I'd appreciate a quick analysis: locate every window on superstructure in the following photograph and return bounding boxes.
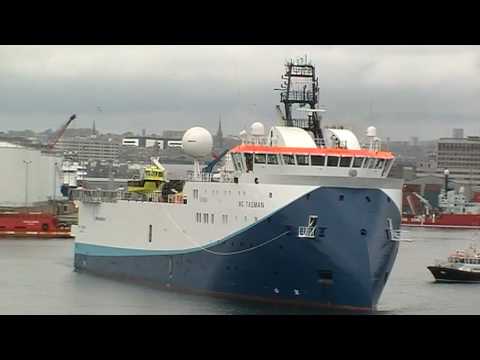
[196,212,201,223]
[375,159,385,170]
[339,157,352,167]
[367,158,376,169]
[296,155,309,166]
[283,154,295,165]
[311,155,325,166]
[203,213,209,224]
[267,154,279,165]
[254,153,266,164]
[382,159,391,176]
[193,189,199,200]
[352,157,365,168]
[326,156,339,167]
[245,153,253,171]
[232,153,243,171]
[211,214,214,224]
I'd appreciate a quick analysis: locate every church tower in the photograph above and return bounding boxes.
[215,115,224,149]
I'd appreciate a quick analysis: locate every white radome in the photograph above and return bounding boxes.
[367,126,377,137]
[182,127,213,158]
[250,122,265,136]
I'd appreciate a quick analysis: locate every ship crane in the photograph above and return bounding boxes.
[45,114,77,151]
[412,192,433,216]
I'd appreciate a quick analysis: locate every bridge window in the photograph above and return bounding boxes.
[352,157,365,168]
[375,159,385,170]
[283,154,295,165]
[363,158,373,168]
[339,157,352,167]
[296,155,309,166]
[254,153,266,164]
[382,159,391,176]
[267,154,279,165]
[311,155,325,166]
[245,153,253,171]
[232,153,244,172]
[367,158,376,169]
[326,156,339,167]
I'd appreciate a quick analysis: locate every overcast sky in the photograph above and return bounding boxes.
[1,45,480,141]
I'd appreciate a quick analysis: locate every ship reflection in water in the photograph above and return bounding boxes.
[1,227,480,314]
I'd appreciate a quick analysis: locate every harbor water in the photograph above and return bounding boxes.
[1,227,479,314]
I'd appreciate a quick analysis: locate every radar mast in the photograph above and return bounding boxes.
[279,56,323,144]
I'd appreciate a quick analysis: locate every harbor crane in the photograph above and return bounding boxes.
[45,114,76,151]
[412,192,433,216]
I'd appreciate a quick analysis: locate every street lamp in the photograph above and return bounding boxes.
[23,160,32,207]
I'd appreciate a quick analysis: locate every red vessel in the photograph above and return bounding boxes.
[0,212,73,238]
[402,170,480,229]
[402,213,480,229]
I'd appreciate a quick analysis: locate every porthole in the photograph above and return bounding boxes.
[360,229,368,236]
[365,196,371,202]
[339,194,344,201]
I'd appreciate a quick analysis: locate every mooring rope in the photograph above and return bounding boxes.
[161,206,290,256]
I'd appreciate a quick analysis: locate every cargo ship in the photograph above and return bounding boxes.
[402,170,480,229]
[71,57,403,311]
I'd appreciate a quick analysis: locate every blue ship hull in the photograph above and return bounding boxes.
[74,187,400,311]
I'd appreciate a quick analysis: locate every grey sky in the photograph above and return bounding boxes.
[1,45,480,140]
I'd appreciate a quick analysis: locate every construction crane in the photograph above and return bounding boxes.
[45,114,76,151]
[412,192,433,216]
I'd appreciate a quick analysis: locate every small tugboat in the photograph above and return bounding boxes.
[428,245,480,282]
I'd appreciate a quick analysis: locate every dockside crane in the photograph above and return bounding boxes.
[412,192,433,216]
[45,114,77,151]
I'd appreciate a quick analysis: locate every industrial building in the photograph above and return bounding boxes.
[0,142,63,207]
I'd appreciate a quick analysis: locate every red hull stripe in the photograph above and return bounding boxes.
[230,144,394,159]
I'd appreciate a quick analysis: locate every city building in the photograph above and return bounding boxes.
[55,136,121,162]
[416,135,480,187]
[453,128,464,139]
[162,130,186,139]
[121,136,182,149]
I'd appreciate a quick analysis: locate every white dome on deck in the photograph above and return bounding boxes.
[268,126,316,148]
[182,127,213,158]
[250,122,265,136]
[323,128,361,150]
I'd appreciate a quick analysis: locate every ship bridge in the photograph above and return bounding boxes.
[226,125,394,181]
